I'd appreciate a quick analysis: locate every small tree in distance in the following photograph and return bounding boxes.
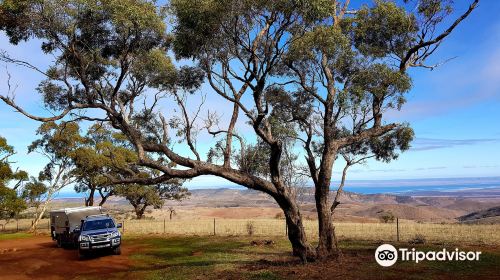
[70,124,138,206]
[167,206,176,220]
[115,179,190,219]
[379,212,396,223]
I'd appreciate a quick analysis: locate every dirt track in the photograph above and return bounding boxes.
[0,235,137,280]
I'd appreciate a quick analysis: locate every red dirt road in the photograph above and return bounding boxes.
[0,235,136,280]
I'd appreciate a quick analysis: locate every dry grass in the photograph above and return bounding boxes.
[3,218,499,245]
[120,218,500,245]
[0,219,51,232]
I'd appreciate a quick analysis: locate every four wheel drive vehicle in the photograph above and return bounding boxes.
[49,207,122,260]
[77,214,122,259]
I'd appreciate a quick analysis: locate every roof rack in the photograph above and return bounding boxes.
[85,214,110,218]
[50,206,101,214]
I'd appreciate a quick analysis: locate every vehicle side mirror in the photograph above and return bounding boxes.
[117,223,122,229]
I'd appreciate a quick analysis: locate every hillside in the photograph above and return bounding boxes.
[75,187,500,223]
[458,206,500,224]
[135,189,500,222]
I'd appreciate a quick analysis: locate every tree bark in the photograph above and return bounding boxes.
[86,188,95,206]
[98,189,112,206]
[29,200,49,233]
[273,193,315,262]
[315,149,340,259]
[29,189,56,233]
[133,204,147,219]
[316,196,338,259]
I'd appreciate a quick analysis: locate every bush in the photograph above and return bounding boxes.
[379,212,395,223]
[409,234,426,245]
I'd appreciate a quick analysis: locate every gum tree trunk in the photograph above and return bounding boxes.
[29,189,56,233]
[315,149,339,259]
[29,200,49,232]
[133,204,147,219]
[316,195,338,259]
[86,188,95,206]
[273,193,315,262]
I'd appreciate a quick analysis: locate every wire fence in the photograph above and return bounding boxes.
[2,218,499,245]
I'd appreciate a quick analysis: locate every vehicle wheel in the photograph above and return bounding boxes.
[56,236,62,248]
[112,246,121,255]
[78,249,86,260]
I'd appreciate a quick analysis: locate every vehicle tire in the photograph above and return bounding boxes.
[78,249,86,260]
[112,246,121,255]
[56,235,62,248]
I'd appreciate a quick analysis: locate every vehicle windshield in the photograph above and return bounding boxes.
[82,219,115,231]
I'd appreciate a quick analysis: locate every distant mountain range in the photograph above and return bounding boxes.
[53,177,500,223]
[55,176,500,198]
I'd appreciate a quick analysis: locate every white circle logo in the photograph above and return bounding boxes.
[375,244,398,267]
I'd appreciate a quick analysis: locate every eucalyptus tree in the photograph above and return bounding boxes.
[171,0,478,260]
[72,124,138,206]
[0,136,28,220]
[27,122,80,230]
[22,178,47,231]
[0,0,478,261]
[115,178,189,219]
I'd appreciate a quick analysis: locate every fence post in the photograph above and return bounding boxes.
[163,218,166,234]
[396,218,400,242]
[213,218,216,236]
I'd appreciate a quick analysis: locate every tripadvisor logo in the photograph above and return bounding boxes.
[375,244,398,267]
[375,244,482,267]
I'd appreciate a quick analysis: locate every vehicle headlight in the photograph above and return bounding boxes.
[110,231,120,238]
[79,235,90,242]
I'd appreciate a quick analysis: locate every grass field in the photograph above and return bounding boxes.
[3,218,500,245]
[1,232,498,279]
[77,235,500,280]
[0,232,31,241]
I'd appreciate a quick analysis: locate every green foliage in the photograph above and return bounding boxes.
[354,1,418,58]
[0,186,26,220]
[28,121,189,210]
[115,179,190,219]
[171,0,343,58]
[0,232,32,241]
[0,0,174,110]
[130,49,176,89]
[22,178,47,206]
[71,123,138,202]
[29,121,138,206]
[171,0,227,58]
[379,211,395,223]
[0,136,28,219]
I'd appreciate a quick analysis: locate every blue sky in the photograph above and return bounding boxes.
[0,0,499,190]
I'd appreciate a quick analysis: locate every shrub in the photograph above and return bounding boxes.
[379,212,395,223]
[409,234,426,245]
